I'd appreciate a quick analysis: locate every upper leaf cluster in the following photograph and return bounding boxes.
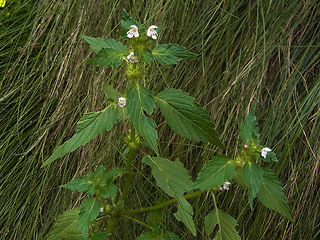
[82,9,196,68]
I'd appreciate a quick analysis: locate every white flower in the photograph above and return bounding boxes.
[223,182,231,190]
[100,207,103,213]
[261,147,272,158]
[127,25,139,38]
[118,97,126,107]
[147,25,158,39]
[127,52,138,63]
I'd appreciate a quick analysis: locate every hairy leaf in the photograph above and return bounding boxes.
[82,36,124,54]
[243,162,263,209]
[121,9,143,31]
[155,88,225,149]
[257,169,292,221]
[240,106,260,144]
[42,105,119,167]
[127,83,158,154]
[152,44,196,65]
[137,231,180,240]
[90,232,111,240]
[79,198,101,239]
[265,151,278,162]
[142,157,196,236]
[61,166,123,200]
[60,175,92,193]
[103,84,121,102]
[174,195,196,236]
[192,155,234,191]
[136,48,153,64]
[46,208,84,240]
[205,208,240,239]
[146,209,163,228]
[87,45,128,68]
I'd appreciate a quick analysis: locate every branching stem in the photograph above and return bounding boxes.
[122,190,206,215]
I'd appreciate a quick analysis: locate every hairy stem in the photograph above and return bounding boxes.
[119,124,136,202]
[122,190,206,215]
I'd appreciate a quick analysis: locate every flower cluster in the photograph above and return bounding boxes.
[127,25,158,39]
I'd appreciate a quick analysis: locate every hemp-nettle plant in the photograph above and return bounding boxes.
[43,10,292,240]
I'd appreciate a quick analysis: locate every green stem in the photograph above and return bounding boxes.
[119,124,136,203]
[122,190,206,215]
[123,215,154,229]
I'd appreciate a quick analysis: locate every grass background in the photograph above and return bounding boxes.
[0,0,319,239]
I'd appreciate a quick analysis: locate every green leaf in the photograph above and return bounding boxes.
[82,36,124,54]
[90,232,111,240]
[98,183,117,201]
[121,9,143,30]
[146,209,163,228]
[204,208,240,240]
[257,169,292,221]
[46,208,84,240]
[103,167,125,181]
[243,162,263,209]
[136,48,153,64]
[60,175,92,193]
[127,83,158,154]
[155,89,225,149]
[264,151,278,162]
[232,167,247,189]
[240,106,260,145]
[60,166,123,196]
[42,105,119,167]
[103,83,121,102]
[79,198,101,239]
[174,196,196,237]
[152,44,196,65]
[87,44,128,68]
[137,231,181,240]
[142,157,196,236]
[192,155,235,191]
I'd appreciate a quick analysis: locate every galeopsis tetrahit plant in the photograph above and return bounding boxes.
[43,10,291,240]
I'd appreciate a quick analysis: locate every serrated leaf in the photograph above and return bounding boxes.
[127,83,158,154]
[155,89,225,149]
[205,208,240,240]
[136,48,153,64]
[103,167,125,181]
[232,167,247,189]
[146,209,163,228]
[82,36,124,54]
[240,106,260,144]
[152,44,196,65]
[257,169,292,221]
[265,151,278,162]
[174,196,196,236]
[90,232,111,240]
[142,157,196,236]
[60,175,92,193]
[103,84,121,102]
[98,183,117,201]
[42,105,119,167]
[243,162,263,209]
[46,208,84,240]
[137,231,181,240]
[87,45,128,68]
[121,9,143,30]
[79,198,101,239]
[192,155,235,191]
